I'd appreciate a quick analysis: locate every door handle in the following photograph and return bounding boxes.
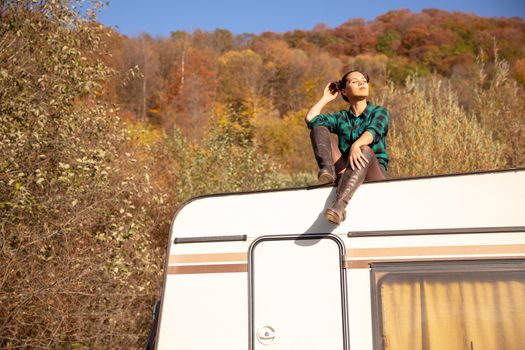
[257,326,276,345]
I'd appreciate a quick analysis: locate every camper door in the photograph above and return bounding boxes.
[248,234,349,350]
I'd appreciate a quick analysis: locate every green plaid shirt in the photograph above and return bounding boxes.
[307,102,390,171]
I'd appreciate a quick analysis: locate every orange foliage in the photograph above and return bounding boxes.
[100,8,525,157]
[512,59,525,86]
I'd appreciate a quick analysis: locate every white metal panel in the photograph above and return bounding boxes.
[250,236,347,350]
[346,232,525,249]
[167,240,252,255]
[347,269,374,350]
[170,170,525,240]
[156,273,247,350]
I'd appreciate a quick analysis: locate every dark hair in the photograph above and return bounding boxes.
[329,70,370,102]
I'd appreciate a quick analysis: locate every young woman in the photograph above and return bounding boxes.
[305,70,390,225]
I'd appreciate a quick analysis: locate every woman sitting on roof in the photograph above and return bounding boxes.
[305,70,390,225]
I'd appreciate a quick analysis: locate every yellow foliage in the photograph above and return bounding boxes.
[127,121,164,146]
[254,108,316,174]
[217,49,265,105]
[218,49,262,65]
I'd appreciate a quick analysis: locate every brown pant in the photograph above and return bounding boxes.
[329,133,386,181]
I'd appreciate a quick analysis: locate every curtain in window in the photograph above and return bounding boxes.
[379,272,525,350]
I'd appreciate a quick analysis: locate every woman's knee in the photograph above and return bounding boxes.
[359,145,374,157]
[311,125,330,135]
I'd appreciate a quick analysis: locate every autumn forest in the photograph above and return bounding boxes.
[1,0,525,348]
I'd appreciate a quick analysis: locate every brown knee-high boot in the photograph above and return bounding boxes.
[324,146,375,225]
[310,126,336,184]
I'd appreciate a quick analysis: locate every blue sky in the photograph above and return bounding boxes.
[97,0,525,37]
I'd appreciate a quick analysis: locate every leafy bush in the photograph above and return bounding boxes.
[376,75,505,177]
[1,1,164,348]
[169,119,305,204]
[471,53,525,168]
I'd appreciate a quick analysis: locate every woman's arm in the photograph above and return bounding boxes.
[349,108,389,170]
[305,83,338,123]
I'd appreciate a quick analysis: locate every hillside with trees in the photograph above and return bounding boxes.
[106,8,525,174]
[1,0,524,348]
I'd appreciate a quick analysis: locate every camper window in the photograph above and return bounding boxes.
[371,260,525,350]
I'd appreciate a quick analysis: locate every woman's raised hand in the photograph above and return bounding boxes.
[322,82,338,102]
[305,82,339,122]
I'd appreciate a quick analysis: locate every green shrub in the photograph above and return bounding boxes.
[376,75,505,177]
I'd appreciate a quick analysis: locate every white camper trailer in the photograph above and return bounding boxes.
[151,169,525,350]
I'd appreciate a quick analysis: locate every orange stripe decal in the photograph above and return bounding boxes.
[167,264,247,275]
[169,253,247,264]
[166,244,525,274]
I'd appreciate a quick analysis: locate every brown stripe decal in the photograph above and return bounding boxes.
[167,244,525,274]
[167,264,247,275]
